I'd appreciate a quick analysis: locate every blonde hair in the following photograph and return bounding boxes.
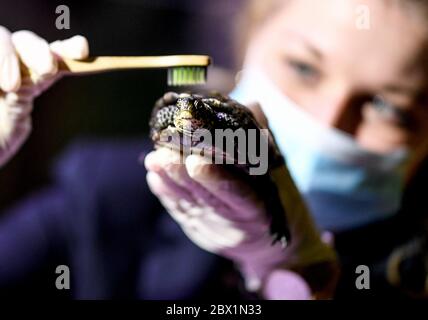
[233,0,428,68]
[233,0,285,68]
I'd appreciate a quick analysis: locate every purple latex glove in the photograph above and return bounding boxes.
[145,147,338,299]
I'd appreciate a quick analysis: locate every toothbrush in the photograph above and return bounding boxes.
[23,55,212,86]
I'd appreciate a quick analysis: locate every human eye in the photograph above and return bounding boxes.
[370,95,411,126]
[285,57,320,84]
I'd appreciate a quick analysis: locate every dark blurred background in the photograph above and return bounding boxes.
[0,0,245,213]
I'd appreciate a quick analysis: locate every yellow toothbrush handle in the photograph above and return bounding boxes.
[58,55,211,74]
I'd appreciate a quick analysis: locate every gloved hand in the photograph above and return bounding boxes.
[144,111,339,299]
[0,26,89,167]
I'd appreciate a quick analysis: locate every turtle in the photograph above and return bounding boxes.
[149,91,291,247]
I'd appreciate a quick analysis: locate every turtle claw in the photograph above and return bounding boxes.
[269,217,291,249]
[270,232,289,249]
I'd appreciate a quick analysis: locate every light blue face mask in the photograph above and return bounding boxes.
[229,68,410,231]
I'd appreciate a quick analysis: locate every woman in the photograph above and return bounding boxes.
[0,0,427,299]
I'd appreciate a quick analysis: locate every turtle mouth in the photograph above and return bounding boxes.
[174,111,205,136]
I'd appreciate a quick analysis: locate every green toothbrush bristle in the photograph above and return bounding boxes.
[167,67,207,86]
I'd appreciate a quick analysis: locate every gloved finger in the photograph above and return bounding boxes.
[181,221,247,253]
[145,148,189,182]
[0,104,31,150]
[11,30,57,78]
[14,75,58,101]
[145,149,216,206]
[181,227,223,253]
[263,269,312,300]
[147,170,240,250]
[146,148,258,222]
[177,199,256,251]
[147,158,254,249]
[145,149,203,199]
[50,35,89,60]
[185,154,264,220]
[146,170,197,225]
[0,26,21,92]
[146,170,194,204]
[144,148,182,172]
[155,168,266,241]
[186,213,248,249]
[3,92,33,120]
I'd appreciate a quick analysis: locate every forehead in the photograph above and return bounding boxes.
[266,0,428,85]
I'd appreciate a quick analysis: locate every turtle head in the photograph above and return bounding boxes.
[174,94,214,135]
